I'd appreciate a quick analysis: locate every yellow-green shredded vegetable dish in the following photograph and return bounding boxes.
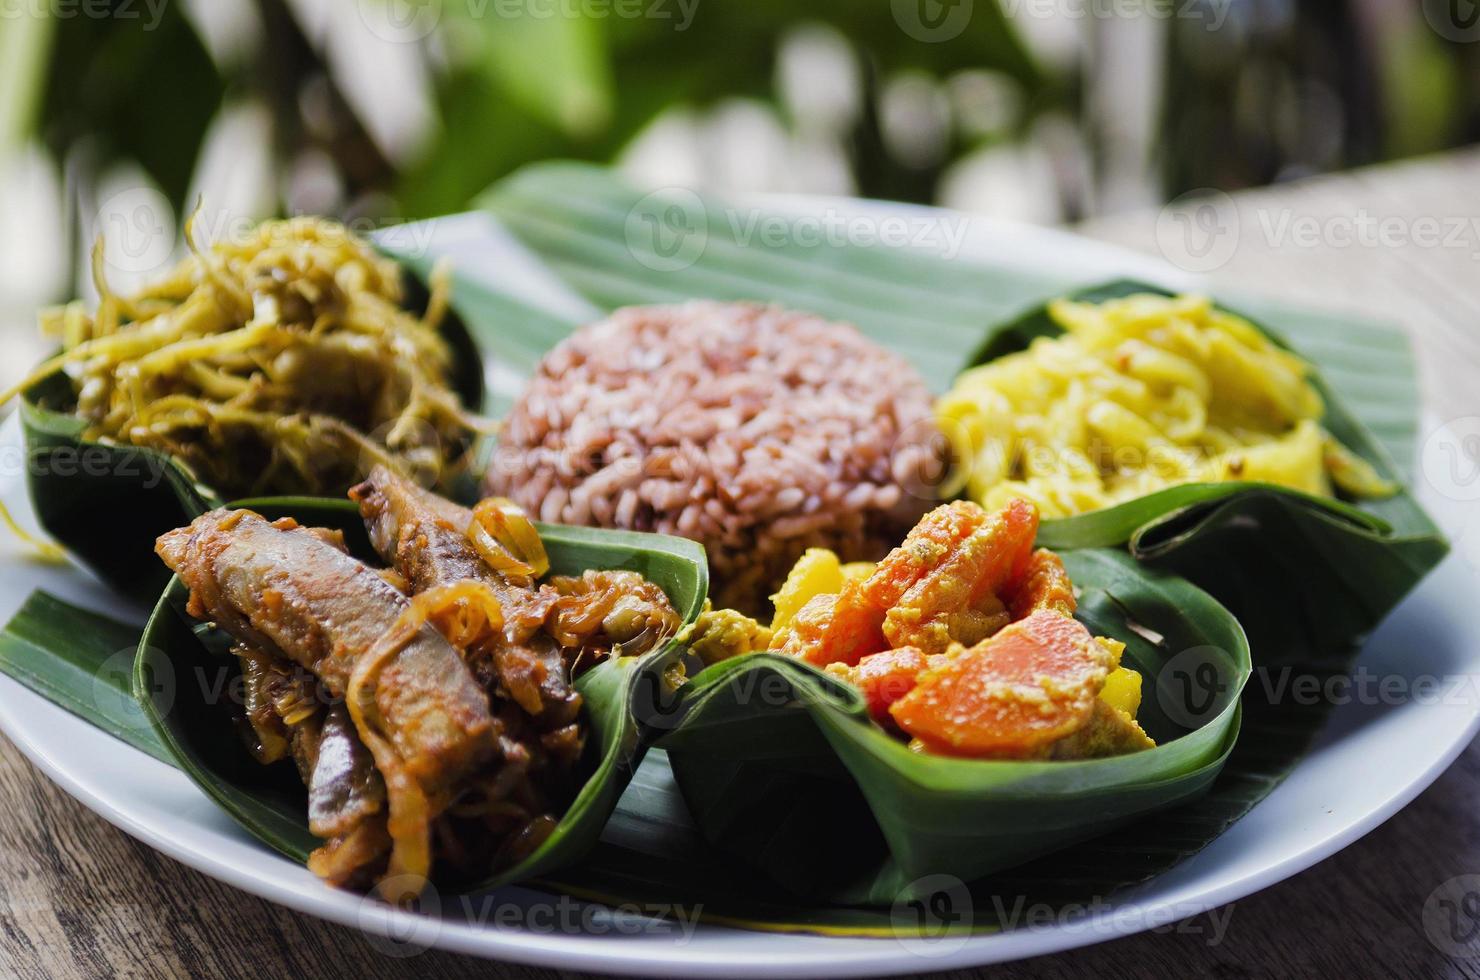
[6,216,477,499]
[937,292,1395,516]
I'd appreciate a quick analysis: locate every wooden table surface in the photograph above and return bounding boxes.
[3,150,1479,980]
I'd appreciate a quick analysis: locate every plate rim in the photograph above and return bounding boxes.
[0,196,1475,975]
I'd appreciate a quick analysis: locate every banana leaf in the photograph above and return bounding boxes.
[131,496,707,893]
[3,165,1446,930]
[0,575,1350,935]
[464,164,1428,482]
[660,548,1250,906]
[452,169,1446,662]
[16,271,486,606]
[449,166,1447,663]
[366,165,1442,916]
[963,279,1449,666]
[470,162,1069,394]
[0,590,168,763]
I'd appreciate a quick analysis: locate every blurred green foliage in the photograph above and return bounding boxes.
[1,0,1048,224]
[39,8,223,205]
[2,0,1477,237]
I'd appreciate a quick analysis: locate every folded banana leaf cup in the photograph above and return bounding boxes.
[7,180,1447,921]
[18,270,485,606]
[966,279,1449,667]
[134,497,707,895]
[660,548,1250,907]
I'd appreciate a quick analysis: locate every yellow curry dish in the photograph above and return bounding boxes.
[685,498,1153,761]
[936,292,1395,518]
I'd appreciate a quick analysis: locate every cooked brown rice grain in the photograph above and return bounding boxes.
[486,301,947,614]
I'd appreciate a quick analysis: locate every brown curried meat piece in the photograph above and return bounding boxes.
[155,509,497,794]
[350,465,580,726]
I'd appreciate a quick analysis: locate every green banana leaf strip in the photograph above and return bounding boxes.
[0,590,168,763]
[131,496,707,893]
[660,548,1250,907]
[960,279,1448,665]
[16,274,485,607]
[469,161,1075,394]
[0,577,1345,935]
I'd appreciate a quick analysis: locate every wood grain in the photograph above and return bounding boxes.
[3,727,1478,979]
[3,152,1479,979]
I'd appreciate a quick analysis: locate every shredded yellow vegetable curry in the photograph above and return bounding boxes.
[4,215,476,499]
[937,293,1395,517]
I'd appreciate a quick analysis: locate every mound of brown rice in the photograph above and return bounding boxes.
[486,301,945,613]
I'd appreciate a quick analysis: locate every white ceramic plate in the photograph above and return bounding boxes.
[1,202,1476,976]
